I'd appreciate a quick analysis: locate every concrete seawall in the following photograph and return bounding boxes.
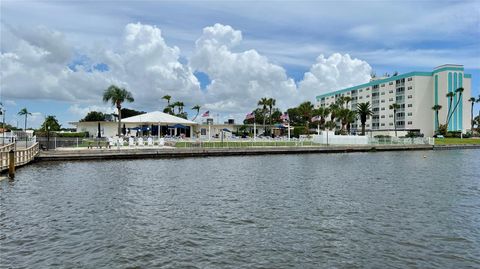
[36,144,435,162]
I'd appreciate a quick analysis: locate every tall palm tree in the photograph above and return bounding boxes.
[298,101,314,134]
[343,96,352,108]
[329,103,340,123]
[103,85,134,136]
[356,102,372,136]
[162,95,171,107]
[389,103,400,137]
[445,92,454,127]
[191,105,201,120]
[469,97,476,132]
[18,108,32,146]
[337,108,350,133]
[346,110,357,134]
[258,97,269,135]
[447,87,464,128]
[313,107,330,130]
[267,98,276,134]
[431,105,442,133]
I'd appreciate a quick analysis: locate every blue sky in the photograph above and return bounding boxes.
[1,0,479,128]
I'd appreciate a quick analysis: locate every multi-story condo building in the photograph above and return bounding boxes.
[315,64,472,136]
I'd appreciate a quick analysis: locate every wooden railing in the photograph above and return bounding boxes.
[0,143,39,172]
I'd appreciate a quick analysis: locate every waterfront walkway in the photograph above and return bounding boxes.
[37,144,435,161]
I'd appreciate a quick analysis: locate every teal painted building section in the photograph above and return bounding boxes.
[315,65,472,135]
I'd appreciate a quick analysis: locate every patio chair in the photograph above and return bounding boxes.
[108,137,116,148]
[138,137,144,146]
[147,137,153,146]
[118,137,124,147]
[159,138,165,147]
[128,137,135,147]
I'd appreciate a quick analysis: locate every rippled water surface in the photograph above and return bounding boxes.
[1,150,479,268]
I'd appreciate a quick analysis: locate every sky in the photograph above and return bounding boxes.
[1,0,479,128]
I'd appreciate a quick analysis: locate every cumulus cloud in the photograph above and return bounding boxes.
[190,23,297,117]
[68,104,115,119]
[1,23,201,109]
[1,22,373,123]
[298,53,372,97]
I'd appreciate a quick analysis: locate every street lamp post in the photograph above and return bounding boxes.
[1,106,5,146]
[47,126,50,151]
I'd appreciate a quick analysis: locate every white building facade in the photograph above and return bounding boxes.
[316,64,472,136]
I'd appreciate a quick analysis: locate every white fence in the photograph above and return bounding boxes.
[311,132,433,145]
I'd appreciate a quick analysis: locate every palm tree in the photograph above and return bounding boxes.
[445,92,454,127]
[356,102,372,136]
[313,107,330,130]
[346,110,357,134]
[258,97,269,135]
[298,101,314,134]
[431,105,442,133]
[191,105,201,121]
[389,103,400,137]
[162,95,171,107]
[103,85,134,136]
[447,87,464,128]
[329,103,340,124]
[171,101,184,114]
[267,98,276,134]
[18,108,32,146]
[469,97,476,132]
[337,108,350,133]
[343,96,352,108]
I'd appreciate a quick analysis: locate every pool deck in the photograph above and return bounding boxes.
[35,144,439,161]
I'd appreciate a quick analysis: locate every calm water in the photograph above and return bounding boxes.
[1,150,479,268]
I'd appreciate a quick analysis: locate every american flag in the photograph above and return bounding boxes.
[280,112,289,121]
[311,116,320,122]
[245,112,255,120]
[202,111,210,117]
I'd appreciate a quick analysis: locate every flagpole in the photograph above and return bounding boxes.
[208,121,211,142]
[253,115,256,141]
[287,119,290,141]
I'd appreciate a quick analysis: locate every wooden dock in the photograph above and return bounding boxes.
[0,143,40,173]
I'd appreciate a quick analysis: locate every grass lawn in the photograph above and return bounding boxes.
[434,138,480,145]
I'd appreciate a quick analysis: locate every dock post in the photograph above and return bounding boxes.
[8,149,15,179]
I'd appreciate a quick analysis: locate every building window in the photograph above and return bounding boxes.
[359,96,363,99]
[381,84,385,87]
[389,98,394,101]
[389,123,393,126]
[381,115,385,118]
[381,100,385,103]
[408,121,412,125]
[381,107,385,111]
[389,90,394,93]
[201,128,207,135]
[366,95,370,98]
[381,123,385,126]
[366,124,370,127]
[389,82,393,85]
[359,89,363,92]
[407,95,413,99]
[407,104,413,107]
[381,92,385,95]
[408,86,413,90]
[408,112,413,116]
[389,114,393,118]
[407,77,413,81]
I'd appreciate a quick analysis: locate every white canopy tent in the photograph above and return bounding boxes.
[122,111,197,137]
